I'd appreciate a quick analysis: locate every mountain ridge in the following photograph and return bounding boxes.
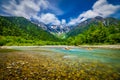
[31,16,120,39]
[0,15,120,45]
[0,16,60,41]
[31,19,71,34]
[66,16,120,38]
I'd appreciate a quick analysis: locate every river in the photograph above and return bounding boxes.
[0,46,120,80]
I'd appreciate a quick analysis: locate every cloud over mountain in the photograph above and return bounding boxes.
[1,0,49,19]
[68,0,120,25]
[0,0,64,25]
[33,13,61,25]
[0,0,120,26]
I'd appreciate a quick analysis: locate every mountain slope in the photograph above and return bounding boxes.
[66,16,120,38]
[0,16,59,41]
[31,18,71,34]
[67,21,120,45]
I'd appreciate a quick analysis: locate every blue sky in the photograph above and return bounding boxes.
[0,0,120,25]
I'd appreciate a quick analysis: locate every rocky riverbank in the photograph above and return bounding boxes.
[1,45,120,49]
[78,45,120,49]
[0,47,120,80]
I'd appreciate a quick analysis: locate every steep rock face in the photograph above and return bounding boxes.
[66,16,120,38]
[31,19,71,34]
[47,25,71,34]
[30,19,48,31]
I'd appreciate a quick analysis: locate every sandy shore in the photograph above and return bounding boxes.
[0,45,120,49]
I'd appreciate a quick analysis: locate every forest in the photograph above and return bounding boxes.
[0,16,120,46]
[67,22,120,45]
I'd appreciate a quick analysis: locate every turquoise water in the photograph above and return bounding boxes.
[11,46,120,63]
[2,46,120,79]
[50,47,120,63]
[10,46,120,65]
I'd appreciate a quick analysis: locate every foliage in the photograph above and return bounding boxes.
[0,16,120,46]
[0,16,60,41]
[67,22,120,45]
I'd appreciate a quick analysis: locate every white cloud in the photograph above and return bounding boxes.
[48,4,64,16]
[61,19,66,24]
[34,13,61,25]
[1,0,119,26]
[1,0,49,19]
[68,10,99,25]
[68,0,120,26]
[93,0,120,17]
[33,13,67,25]
[1,0,65,25]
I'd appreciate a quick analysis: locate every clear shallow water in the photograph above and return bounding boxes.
[50,47,120,63]
[10,46,120,63]
[1,46,120,79]
[9,46,120,66]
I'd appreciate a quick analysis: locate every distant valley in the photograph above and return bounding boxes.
[0,16,120,45]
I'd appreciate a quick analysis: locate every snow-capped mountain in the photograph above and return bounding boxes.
[31,16,120,36]
[31,20,71,34]
[47,24,71,34]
